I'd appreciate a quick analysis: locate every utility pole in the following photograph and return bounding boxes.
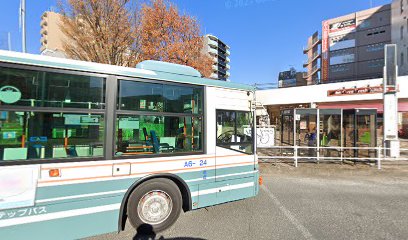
[21,0,26,53]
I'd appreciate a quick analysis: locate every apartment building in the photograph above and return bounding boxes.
[203,34,230,81]
[391,0,408,76]
[40,11,67,57]
[303,31,321,85]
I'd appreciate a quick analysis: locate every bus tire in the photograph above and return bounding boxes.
[127,178,182,233]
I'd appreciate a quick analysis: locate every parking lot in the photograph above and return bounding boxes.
[88,163,408,240]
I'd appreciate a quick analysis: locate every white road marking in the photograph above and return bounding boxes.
[261,185,315,240]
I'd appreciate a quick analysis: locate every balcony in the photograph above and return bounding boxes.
[303,52,321,67]
[40,27,48,35]
[226,64,230,70]
[40,36,47,44]
[218,51,227,60]
[303,36,321,53]
[40,18,47,27]
[226,49,230,55]
[302,66,320,79]
[218,68,227,75]
[212,56,218,63]
[226,57,230,63]
[218,44,226,52]
[208,38,218,48]
[212,65,218,71]
[207,34,218,41]
[218,60,226,67]
[208,47,218,55]
[210,73,218,79]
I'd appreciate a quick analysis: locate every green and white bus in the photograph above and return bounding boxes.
[0,50,259,240]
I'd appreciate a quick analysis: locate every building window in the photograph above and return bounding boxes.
[366,28,386,36]
[366,43,385,52]
[401,26,405,40]
[330,64,350,73]
[368,59,384,68]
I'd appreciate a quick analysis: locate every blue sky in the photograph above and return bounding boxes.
[0,0,391,84]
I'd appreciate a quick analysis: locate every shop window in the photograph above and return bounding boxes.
[0,67,105,109]
[0,111,104,161]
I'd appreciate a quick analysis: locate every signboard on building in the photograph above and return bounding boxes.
[278,69,298,88]
[327,85,398,97]
[329,19,356,36]
[322,21,330,82]
[279,79,297,88]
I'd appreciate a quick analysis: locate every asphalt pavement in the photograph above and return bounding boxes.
[87,163,408,240]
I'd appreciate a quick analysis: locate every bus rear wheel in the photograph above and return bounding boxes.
[127,178,182,233]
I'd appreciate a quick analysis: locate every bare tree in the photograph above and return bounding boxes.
[58,0,141,67]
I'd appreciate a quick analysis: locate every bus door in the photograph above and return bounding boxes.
[215,110,255,182]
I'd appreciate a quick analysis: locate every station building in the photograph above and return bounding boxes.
[256,75,408,147]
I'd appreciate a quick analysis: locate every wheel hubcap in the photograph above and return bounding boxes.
[137,190,173,225]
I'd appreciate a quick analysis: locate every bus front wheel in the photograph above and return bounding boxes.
[127,178,182,233]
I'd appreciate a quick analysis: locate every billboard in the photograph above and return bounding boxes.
[278,70,296,81]
[329,19,356,36]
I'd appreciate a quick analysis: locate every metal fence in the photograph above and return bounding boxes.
[257,145,408,170]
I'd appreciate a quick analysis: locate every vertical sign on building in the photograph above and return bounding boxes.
[383,44,399,157]
[322,21,330,82]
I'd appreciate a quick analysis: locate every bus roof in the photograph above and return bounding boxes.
[0,50,254,91]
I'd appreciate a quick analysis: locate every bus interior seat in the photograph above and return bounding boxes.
[76,146,91,157]
[3,148,28,161]
[53,147,68,158]
[92,147,103,156]
[150,130,160,153]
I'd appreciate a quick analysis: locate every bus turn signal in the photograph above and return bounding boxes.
[49,169,61,177]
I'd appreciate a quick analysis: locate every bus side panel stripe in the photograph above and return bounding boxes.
[0,203,121,228]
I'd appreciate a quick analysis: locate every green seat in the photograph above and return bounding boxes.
[93,147,104,157]
[76,146,90,157]
[53,147,67,158]
[3,148,28,161]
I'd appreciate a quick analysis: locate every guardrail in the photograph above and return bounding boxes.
[257,145,408,170]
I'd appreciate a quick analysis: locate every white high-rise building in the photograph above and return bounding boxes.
[203,34,230,81]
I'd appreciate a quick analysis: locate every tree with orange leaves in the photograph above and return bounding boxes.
[139,0,212,77]
[58,0,212,77]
